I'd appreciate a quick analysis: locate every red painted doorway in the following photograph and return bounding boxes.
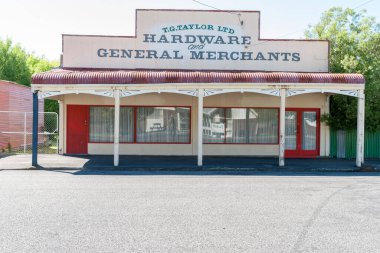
[285,108,320,158]
[67,105,89,154]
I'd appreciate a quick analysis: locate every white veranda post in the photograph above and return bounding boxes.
[356,89,365,167]
[198,89,204,166]
[279,88,286,166]
[114,89,120,166]
[58,100,64,154]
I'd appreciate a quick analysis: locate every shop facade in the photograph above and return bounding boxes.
[31,9,365,167]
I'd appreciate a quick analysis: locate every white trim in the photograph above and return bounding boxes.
[328,90,359,97]
[198,89,204,166]
[204,88,280,97]
[325,95,330,157]
[287,89,322,97]
[58,100,64,155]
[33,87,363,102]
[356,89,365,167]
[32,83,364,93]
[279,89,286,167]
[114,90,120,166]
[38,90,114,99]
[120,89,197,97]
[287,89,359,97]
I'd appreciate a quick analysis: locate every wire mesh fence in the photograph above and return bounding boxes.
[0,111,58,154]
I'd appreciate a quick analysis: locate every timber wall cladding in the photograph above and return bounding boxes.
[0,80,44,150]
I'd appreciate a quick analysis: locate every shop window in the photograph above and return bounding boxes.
[89,107,134,143]
[203,108,225,143]
[137,107,190,143]
[204,108,278,144]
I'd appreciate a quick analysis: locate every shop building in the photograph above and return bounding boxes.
[31,10,365,167]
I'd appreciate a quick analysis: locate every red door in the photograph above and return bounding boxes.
[67,105,89,154]
[285,108,320,158]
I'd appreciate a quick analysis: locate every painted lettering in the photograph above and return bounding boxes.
[97,48,108,57]
[160,50,172,59]
[135,50,145,58]
[217,52,229,60]
[230,52,239,60]
[109,49,119,58]
[188,44,205,50]
[206,51,217,60]
[255,52,266,61]
[190,51,205,59]
[173,50,184,59]
[96,48,301,63]
[185,35,196,43]
[240,52,253,60]
[268,52,280,61]
[197,35,215,44]
[241,36,251,45]
[292,53,301,61]
[143,34,156,43]
[121,50,132,58]
[157,35,169,43]
[214,36,226,44]
[171,35,183,43]
[146,50,158,59]
[281,52,291,61]
[228,36,240,45]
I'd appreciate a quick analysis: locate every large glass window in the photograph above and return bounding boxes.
[137,107,190,143]
[89,107,133,143]
[204,108,278,144]
[203,108,225,143]
[90,107,114,142]
[120,107,134,142]
[90,106,190,143]
[302,111,317,150]
[248,108,279,144]
[285,111,297,150]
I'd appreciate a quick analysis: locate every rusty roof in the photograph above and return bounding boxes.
[32,69,365,85]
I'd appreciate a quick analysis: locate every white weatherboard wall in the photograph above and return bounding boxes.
[62,10,328,72]
[61,92,329,156]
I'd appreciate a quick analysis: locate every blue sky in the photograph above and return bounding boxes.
[0,0,378,60]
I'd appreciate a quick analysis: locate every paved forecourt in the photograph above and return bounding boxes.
[0,170,380,253]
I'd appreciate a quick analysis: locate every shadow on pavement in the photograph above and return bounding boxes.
[33,155,380,176]
[43,169,380,177]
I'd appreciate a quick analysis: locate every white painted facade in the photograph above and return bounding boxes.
[53,92,330,156]
[62,10,328,72]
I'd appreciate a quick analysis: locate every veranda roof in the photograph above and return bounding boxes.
[32,68,365,85]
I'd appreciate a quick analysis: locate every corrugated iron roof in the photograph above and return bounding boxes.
[32,69,365,85]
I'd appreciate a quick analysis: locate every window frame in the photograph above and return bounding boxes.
[203,106,280,145]
[88,105,192,144]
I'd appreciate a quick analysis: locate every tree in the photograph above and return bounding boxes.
[0,38,59,113]
[27,55,60,113]
[0,38,31,85]
[305,7,380,131]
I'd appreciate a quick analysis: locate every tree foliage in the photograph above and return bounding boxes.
[0,38,31,85]
[305,7,380,131]
[0,38,59,113]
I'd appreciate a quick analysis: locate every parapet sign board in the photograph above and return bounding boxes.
[62,10,329,72]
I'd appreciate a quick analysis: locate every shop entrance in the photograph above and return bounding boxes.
[67,105,89,154]
[285,108,320,157]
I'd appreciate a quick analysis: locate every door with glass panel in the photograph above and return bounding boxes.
[285,109,319,157]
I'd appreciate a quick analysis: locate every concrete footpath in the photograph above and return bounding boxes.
[0,154,379,172]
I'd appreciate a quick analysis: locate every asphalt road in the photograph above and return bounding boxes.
[0,170,379,253]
